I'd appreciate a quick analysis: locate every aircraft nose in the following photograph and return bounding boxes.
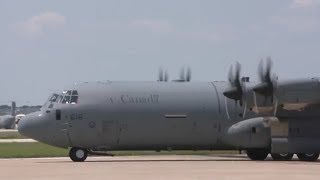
[18,111,43,138]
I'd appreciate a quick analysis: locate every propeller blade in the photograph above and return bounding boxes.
[265,57,273,82]
[253,57,276,101]
[228,65,234,84]
[186,67,191,82]
[179,67,185,81]
[158,68,164,81]
[224,62,244,102]
[164,70,169,82]
[258,59,264,82]
[235,61,241,84]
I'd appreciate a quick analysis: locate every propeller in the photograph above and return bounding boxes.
[158,68,164,82]
[174,67,192,82]
[253,57,277,103]
[164,70,169,82]
[158,68,169,82]
[223,62,245,105]
[179,67,185,81]
[186,67,191,82]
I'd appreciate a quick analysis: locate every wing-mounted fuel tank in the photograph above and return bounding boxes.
[221,117,271,149]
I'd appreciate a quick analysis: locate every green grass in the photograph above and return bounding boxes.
[0,142,238,158]
[0,142,68,158]
[0,131,27,139]
[0,134,27,139]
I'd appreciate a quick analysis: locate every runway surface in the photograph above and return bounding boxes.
[1,155,320,180]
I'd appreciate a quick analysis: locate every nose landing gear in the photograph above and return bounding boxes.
[69,147,88,162]
[246,149,269,160]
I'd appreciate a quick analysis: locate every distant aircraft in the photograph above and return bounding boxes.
[0,102,16,129]
[15,114,26,124]
[18,58,320,162]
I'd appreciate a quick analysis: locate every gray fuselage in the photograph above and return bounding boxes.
[19,81,263,151]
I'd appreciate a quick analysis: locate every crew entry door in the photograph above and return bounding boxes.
[53,109,72,147]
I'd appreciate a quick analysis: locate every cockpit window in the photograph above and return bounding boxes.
[49,94,59,102]
[72,90,78,95]
[42,90,79,110]
[67,90,72,95]
[56,95,63,103]
[70,96,78,104]
[62,96,71,104]
[60,90,79,104]
[42,93,59,110]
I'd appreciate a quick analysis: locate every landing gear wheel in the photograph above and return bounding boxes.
[297,153,319,161]
[69,147,88,162]
[246,149,269,161]
[271,153,293,161]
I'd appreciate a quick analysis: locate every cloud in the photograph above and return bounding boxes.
[270,15,319,33]
[197,24,237,43]
[16,12,66,37]
[131,19,173,33]
[291,0,320,8]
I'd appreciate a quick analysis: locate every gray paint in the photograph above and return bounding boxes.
[18,78,320,154]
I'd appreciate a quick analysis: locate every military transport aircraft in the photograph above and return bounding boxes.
[18,58,320,162]
[0,102,16,129]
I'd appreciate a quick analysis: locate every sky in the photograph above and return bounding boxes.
[1,0,320,105]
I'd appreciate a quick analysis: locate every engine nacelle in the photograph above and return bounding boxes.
[222,117,271,149]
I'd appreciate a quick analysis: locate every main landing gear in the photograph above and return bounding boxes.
[69,147,88,162]
[271,153,294,161]
[297,153,319,161]
[246,149,319,161]
[246,149,269,160]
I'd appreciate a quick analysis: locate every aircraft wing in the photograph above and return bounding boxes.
[248,77,320,118]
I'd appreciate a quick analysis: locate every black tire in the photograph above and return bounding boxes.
[271,153,293,161]
[297,153,319,161]
[246,149,269,161]
[69,147,88,162]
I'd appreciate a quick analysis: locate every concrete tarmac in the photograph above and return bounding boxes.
[1,155,320,180]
